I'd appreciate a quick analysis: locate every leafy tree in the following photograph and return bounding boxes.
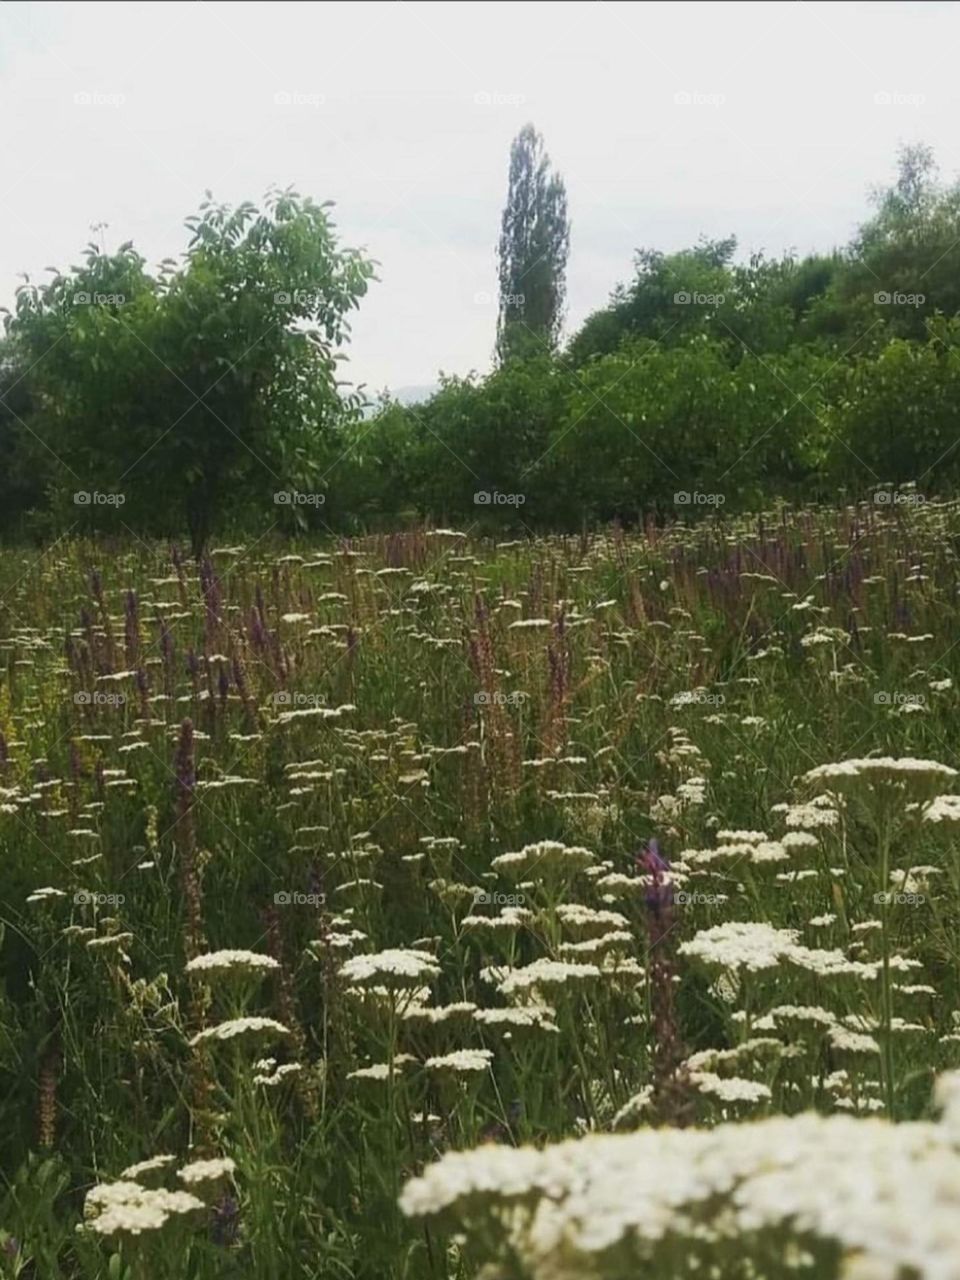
[0,340,45,536]
[496,125,570,363]
[6,191,375,552]
[566,239,841,366]
[826,319,960,489]
[811,144,960,346]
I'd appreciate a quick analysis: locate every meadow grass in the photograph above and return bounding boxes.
[2,503,960,1277]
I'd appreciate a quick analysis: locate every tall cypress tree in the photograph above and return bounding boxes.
[496,124,570,363]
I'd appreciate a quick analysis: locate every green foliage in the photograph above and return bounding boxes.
[4,144,960,543]
[826,322,960,488]
[1,510,960,1277]
[4,191,375,551]
[496,125,570,363]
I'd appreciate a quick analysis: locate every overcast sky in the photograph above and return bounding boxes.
[1,0,956,395]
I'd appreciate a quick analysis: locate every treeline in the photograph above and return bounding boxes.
[2,143,960,546]
[347,142,960,528]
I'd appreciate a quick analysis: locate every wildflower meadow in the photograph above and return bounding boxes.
[3,502,960,1277]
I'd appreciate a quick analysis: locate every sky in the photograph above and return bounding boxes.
[0,0,957,396]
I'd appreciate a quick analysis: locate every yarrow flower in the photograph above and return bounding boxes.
[337,948,441,988]
[178,1157,236,1186]
[82,1182,203,1237]
[803,756,957,794]
[185,950,279,976]
[189,1017,291,1047]
[424,1048,493,1074]
[400,1074,960,1276]
[491,841,595,878]
[120,1155,177,1181]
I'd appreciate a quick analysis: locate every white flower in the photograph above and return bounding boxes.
[923,793,960,824]
[189,1017,291,1047]
[400,1075,960,1278]
[185,950,279,976]
[482,959,601,999]
[803,756,957,792]
[82,1182,203,1236]
[690,1072,771,1104]
[491,841,595,878]
[402,1001,478,1026]
[120,1155,176,1180]
[424,1049,493,1074]
[679,922,799,973]
[338,948,440,988]
[254,1062,304,1086]
[26,886,67,903]
[473,1006,558,1032]
[276,703,355,725]
[461,908,534,931]
[348,1055,417,1081]
[178,1157,236,1185]
[554,903,629,936]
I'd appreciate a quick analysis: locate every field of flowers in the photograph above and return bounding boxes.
[3,501,960,1279]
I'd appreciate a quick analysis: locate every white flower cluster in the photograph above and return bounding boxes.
[401,1073,960,1278]
[683,837,790,867]
[689,1071,772,1104]
[482,958,601,1000]
[424,1048,493,1074]
[338,948,441,988]
[923,793,960,824]
[491,841,595,878]
[185,949,280,976]
[803,756,957,792]
[178,1156,236,1185]
[771,794,838,829]
[82,1181,203,1236]
[678,922,800,973]
[189,1016,291,1047]
[348,1055,417,1081]
[473,1005,559,1032]
[679,921,895,982]
[554,903,630,936]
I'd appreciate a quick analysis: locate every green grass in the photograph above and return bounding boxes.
[1,504,960,1278]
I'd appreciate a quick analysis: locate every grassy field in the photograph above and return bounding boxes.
[2,502,960,1278]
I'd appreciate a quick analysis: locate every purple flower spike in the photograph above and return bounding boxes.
[637,838,673,916]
